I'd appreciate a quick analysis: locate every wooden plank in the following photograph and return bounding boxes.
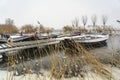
[7,39,56,47]
[0,40,60,54]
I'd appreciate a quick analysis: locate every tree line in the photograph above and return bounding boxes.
[63,15,115,33]
[0,18,53,34]
[0,15,114,34]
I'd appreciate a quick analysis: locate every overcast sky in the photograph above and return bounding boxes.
[0,0,120,29]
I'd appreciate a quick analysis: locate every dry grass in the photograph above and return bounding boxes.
[1,29,120,80]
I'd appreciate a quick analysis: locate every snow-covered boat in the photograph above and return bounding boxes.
[56,34,109,47]
[8,34,39,42]
[74,34,109,47]
[74,34,109,43]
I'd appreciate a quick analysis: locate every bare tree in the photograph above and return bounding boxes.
[91,15,97,27]
[0,18,18,34]
[102,15,108,29]
[21,24,35,33]
[72,18,79,27]
[63,25,73,33]
[0,24,18,34]
[82,15,88,30]
[5,18,14,25]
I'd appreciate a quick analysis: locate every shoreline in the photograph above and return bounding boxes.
[0,65,120,80]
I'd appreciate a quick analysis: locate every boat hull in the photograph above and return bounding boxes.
[60,34,109,48]
[79,40,107,47]
[76,34,109,47]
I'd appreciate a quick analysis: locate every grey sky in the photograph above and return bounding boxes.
[0,0,120,29]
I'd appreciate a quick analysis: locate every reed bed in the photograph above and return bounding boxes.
[1,29,120,80]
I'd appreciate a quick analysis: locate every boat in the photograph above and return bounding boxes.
[73,34,109,47]
[74,34,109,43]
[8,34,39,42]
[4,32,109,48]
[56,33,109,47]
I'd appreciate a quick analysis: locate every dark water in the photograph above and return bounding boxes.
[107,35,120,51]
[90,35,120,54]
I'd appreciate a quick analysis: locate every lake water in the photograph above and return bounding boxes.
[90,35,120,54]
